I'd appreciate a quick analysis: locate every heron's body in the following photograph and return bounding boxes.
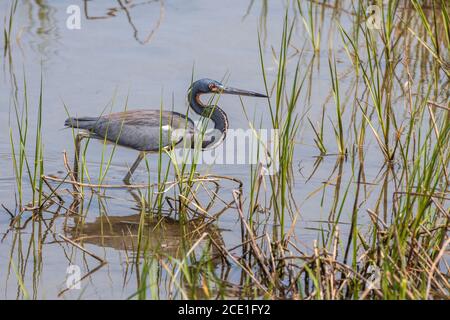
[65,78,266,183]
[65,110,194,152]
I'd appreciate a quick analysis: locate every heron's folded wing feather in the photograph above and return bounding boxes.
[91,110,194,151]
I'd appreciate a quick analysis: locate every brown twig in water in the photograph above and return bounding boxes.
[232,190,274,284]
[427,101,450,112]
[58,233,106,264]
[426,237,450,298]
[63,151,81,194]
[1,204,15,218]
[43,175,158,190]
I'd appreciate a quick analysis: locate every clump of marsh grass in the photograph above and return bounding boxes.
[296,0,321,53]
[255,10,306,238]
[9,72,45,210]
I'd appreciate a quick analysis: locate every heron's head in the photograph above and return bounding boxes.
[190,78,268,98]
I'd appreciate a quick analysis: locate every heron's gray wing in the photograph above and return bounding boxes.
[91,110,194,151]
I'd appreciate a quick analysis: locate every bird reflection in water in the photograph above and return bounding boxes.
[66,212,225,260]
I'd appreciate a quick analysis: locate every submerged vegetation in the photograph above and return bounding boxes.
[1,0,449,300]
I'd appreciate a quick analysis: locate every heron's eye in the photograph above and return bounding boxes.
[209,83,217,91]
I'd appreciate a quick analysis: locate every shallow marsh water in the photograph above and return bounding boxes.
[0,0,448,299]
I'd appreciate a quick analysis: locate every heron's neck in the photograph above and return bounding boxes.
[189,91,228,149]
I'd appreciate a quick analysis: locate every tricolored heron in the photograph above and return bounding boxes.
[65,78,267,183]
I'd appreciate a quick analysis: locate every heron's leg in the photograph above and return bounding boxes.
[123,152,145,184]
[73,133,85,182]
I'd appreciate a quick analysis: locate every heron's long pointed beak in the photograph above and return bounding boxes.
[221,86,268,98]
